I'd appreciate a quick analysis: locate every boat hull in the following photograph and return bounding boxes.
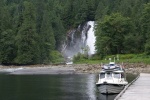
[96,84,125,94]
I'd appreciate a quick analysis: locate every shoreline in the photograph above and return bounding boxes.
[0,63,150,75]
[0,64,101,75]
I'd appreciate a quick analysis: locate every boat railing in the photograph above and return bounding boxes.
[101,62,125,71]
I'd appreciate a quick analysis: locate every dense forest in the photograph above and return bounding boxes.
[0,0,150,65]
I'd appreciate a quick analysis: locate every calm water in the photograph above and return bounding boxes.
[0,73,136,100]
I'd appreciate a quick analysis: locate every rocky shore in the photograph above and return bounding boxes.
[123,63,150,73]
[0,63,150,74]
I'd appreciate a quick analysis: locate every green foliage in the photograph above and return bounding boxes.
[141,3,150,54]
[73,53,150,64]
[74,0,88,26]
[141,2,150,39]
[15,1,39,64]
[145,40,150,55]
[0,0,150,65]
[123,35,144,53]
[73,53,85,63]
[50,51,64,64]
[0,29,16,64]
[52,16,65,50]
[103,54,150,64]
[40,9,56,64]
[95,13,133,58]
[117,54,135,60]
[80,45,90,58]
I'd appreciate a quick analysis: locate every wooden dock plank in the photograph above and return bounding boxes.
[118,73,150,100]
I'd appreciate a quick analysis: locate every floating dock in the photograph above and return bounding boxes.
[115,73,150,100]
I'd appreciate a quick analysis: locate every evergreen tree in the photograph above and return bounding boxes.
[95,0,110,20]
[46,0,65,50]
[86,0,97,21]
[15,1,39,64]
[0,29,16,64]
[141,3,150,54]
[123,34,144,53]
[52,16,65,51]
[74,0,88,26]
[13,0,24,35]
[141,3,150,40]
[1,0,150,64]
[40,10,56,64]
[0,6,12,32]
[61,0,75,29]
[0,2,16,64]
[0,1,4,63]
[35,0,45,34]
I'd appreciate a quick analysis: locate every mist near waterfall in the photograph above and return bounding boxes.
[62,21,96,58]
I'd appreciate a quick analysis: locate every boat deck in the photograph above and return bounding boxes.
[115,73,150,100]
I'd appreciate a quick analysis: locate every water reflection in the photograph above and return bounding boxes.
[59,74,97,100]
[0,73,136,100]
[86,74,97,100]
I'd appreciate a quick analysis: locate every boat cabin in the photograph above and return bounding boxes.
[99,71,125,79]
[98,70,127,84]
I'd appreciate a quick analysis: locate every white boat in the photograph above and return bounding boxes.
[96,62,128,94]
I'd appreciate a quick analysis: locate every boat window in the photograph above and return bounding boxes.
[100,73,105,79]
[114,73,120,79]
[110,64,114,66]
[106,73,112,78]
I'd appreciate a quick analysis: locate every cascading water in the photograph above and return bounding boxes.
[86,21,96,55]
[62,21,96,58]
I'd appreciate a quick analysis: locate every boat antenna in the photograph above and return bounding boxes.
[101,62,103,68]
[114,57,115,63]
[109,58,111,63]
[117,54,119,61]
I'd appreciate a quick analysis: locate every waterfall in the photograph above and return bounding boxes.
[62,21,96,58]
[86,21,96,55]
